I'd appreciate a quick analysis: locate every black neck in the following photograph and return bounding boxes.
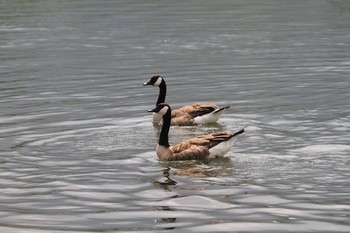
[156,80,166,105]
[159,109,171,147]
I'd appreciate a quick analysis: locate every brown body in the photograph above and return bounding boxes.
[156,130,242,161]
[170,104,220,126]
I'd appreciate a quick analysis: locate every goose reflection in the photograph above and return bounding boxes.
[153,167,178,191]
[161,157,235,178]
[153,157,235,193]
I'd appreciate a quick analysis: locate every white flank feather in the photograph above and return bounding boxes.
[208,137,236,158]
[193,110,225,125]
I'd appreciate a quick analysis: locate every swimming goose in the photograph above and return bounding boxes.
[143,75,230,126]
[148,103,244,161]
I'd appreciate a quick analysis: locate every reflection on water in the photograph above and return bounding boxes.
[1,0,350,232]
[154,158,235,194]
[160,157,235,179]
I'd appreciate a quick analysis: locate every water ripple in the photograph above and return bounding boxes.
[1,0,350,232]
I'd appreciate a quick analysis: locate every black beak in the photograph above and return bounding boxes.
[148,107,156,112]
[143,81,152,86]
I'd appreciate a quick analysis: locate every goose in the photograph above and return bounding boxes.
[143,75,230,126]
[148,103,244,161]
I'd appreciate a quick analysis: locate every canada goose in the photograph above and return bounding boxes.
[143,75,230,126]
[148,103,244,161]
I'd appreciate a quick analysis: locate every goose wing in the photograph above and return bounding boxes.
[168,129,244,160]
[196,131,236,149]
[169,137,211,160]
[169,130,243,160]
[170,114,194,126]
[172,104,219,118]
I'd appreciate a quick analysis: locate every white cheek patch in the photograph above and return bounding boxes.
[158,106,169,116]
[152,112,162,123]
[154,77,162,86]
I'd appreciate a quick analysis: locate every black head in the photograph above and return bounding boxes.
[143,75,164,87]
[148,103,171,116]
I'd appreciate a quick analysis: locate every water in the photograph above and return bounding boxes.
[1,0,350,232]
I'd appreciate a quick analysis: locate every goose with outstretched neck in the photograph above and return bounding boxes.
[144,75,230,126]
[148,103,244,161]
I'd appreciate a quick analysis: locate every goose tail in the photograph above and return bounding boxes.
[193,106,230,125]
[213,106,230,114]
[230,128,245,139]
